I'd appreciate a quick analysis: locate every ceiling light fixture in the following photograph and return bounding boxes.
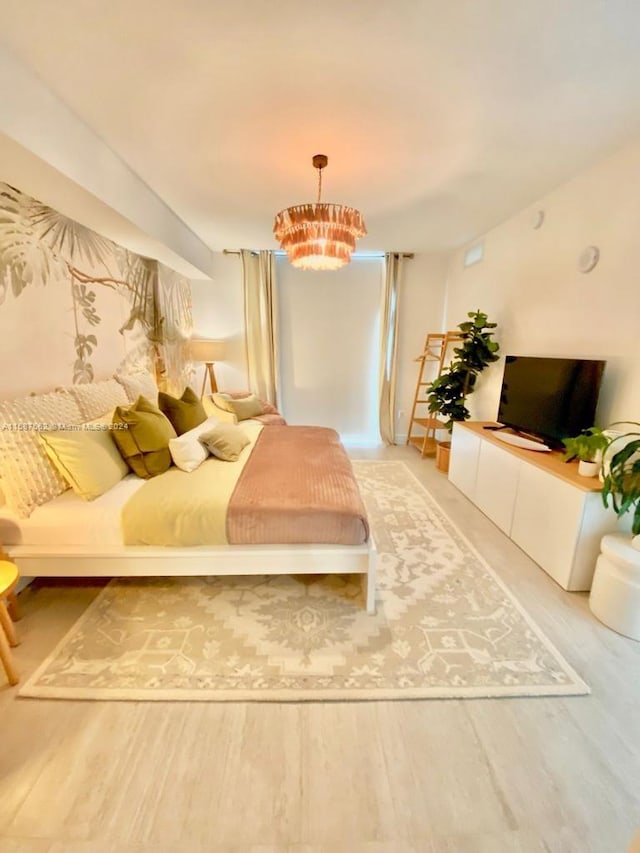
[273,154,367,271]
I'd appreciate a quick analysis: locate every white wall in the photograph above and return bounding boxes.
[395,254,450,441]
[445,137,640,426]
[277,256,383,444]
[191,252,451,443]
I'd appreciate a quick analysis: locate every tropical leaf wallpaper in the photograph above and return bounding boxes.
[0,182,193,396]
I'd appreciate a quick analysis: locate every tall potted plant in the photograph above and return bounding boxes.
[590,422,640,640]
[427,310,500,470]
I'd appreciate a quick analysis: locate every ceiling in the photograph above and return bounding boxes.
[3,0,640,255]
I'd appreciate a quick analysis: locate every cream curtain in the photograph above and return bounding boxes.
[379,252,405,445]
[241,249,279,405]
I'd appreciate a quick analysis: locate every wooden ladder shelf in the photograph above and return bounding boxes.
[407,331,463,457]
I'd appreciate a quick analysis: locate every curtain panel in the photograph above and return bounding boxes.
[241,249,279,406]
[378,252,405,445]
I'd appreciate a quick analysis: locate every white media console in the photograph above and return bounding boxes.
[449,421,623,591]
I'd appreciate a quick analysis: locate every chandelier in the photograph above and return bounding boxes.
[273,154,367,271]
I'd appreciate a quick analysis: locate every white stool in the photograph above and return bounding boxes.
[590,534,640,641]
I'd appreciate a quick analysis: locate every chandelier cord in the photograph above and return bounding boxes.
[317,165,323,204]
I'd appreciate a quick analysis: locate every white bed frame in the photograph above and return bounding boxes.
[6,538,378,614]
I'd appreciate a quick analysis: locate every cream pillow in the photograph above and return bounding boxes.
[199,423,250,462]
[168,415,219,472]
[115,371,159,405]
[39,424,129,500]
[0,391,84,516]
[212,393,262,421]
[63,379,129,420]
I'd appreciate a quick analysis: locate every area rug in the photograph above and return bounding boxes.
[19,461,589,701]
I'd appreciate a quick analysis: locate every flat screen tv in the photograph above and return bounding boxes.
[497,356,606,448]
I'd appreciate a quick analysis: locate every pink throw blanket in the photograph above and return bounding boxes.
[226,426,369,545]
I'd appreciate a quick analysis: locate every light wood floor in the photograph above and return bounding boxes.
[1,445,639,853]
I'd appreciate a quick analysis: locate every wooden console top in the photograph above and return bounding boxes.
[459,421,605,493]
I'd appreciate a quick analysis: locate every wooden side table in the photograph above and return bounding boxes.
[0,560,20,686]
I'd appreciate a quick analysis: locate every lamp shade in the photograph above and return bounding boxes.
[189,338,226,363]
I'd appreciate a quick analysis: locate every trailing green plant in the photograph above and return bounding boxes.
[562,426,610,463]
[427,310,500,430]
[601,422,640,535]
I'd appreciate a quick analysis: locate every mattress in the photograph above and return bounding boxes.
[0,475,144,546]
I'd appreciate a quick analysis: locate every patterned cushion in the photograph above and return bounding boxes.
[114,371,159,406]
[0,391,84,516]
[63,379,129,421]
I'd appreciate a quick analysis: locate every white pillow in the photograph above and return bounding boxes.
[169,415,219,472]
[115,371,159,405]
[62,379,129,420]
[0,391,84,516]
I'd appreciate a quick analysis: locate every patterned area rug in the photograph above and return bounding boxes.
[19,461,589,701]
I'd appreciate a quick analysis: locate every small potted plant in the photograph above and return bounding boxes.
[589,423,640,640]
[562,426,610,477]
[600,423,640,537]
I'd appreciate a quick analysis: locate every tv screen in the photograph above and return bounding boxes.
[497,356,606,447]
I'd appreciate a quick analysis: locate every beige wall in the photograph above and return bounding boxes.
[190,253,248,393]
[444,138,640,426]
[0,183,193,399]
[0,50,212,278]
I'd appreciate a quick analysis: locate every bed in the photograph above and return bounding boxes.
[0,417,377,613]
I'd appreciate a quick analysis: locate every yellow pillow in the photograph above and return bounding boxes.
[199,423,250,462]
[39,425,129,500]
[211,393,235,413]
